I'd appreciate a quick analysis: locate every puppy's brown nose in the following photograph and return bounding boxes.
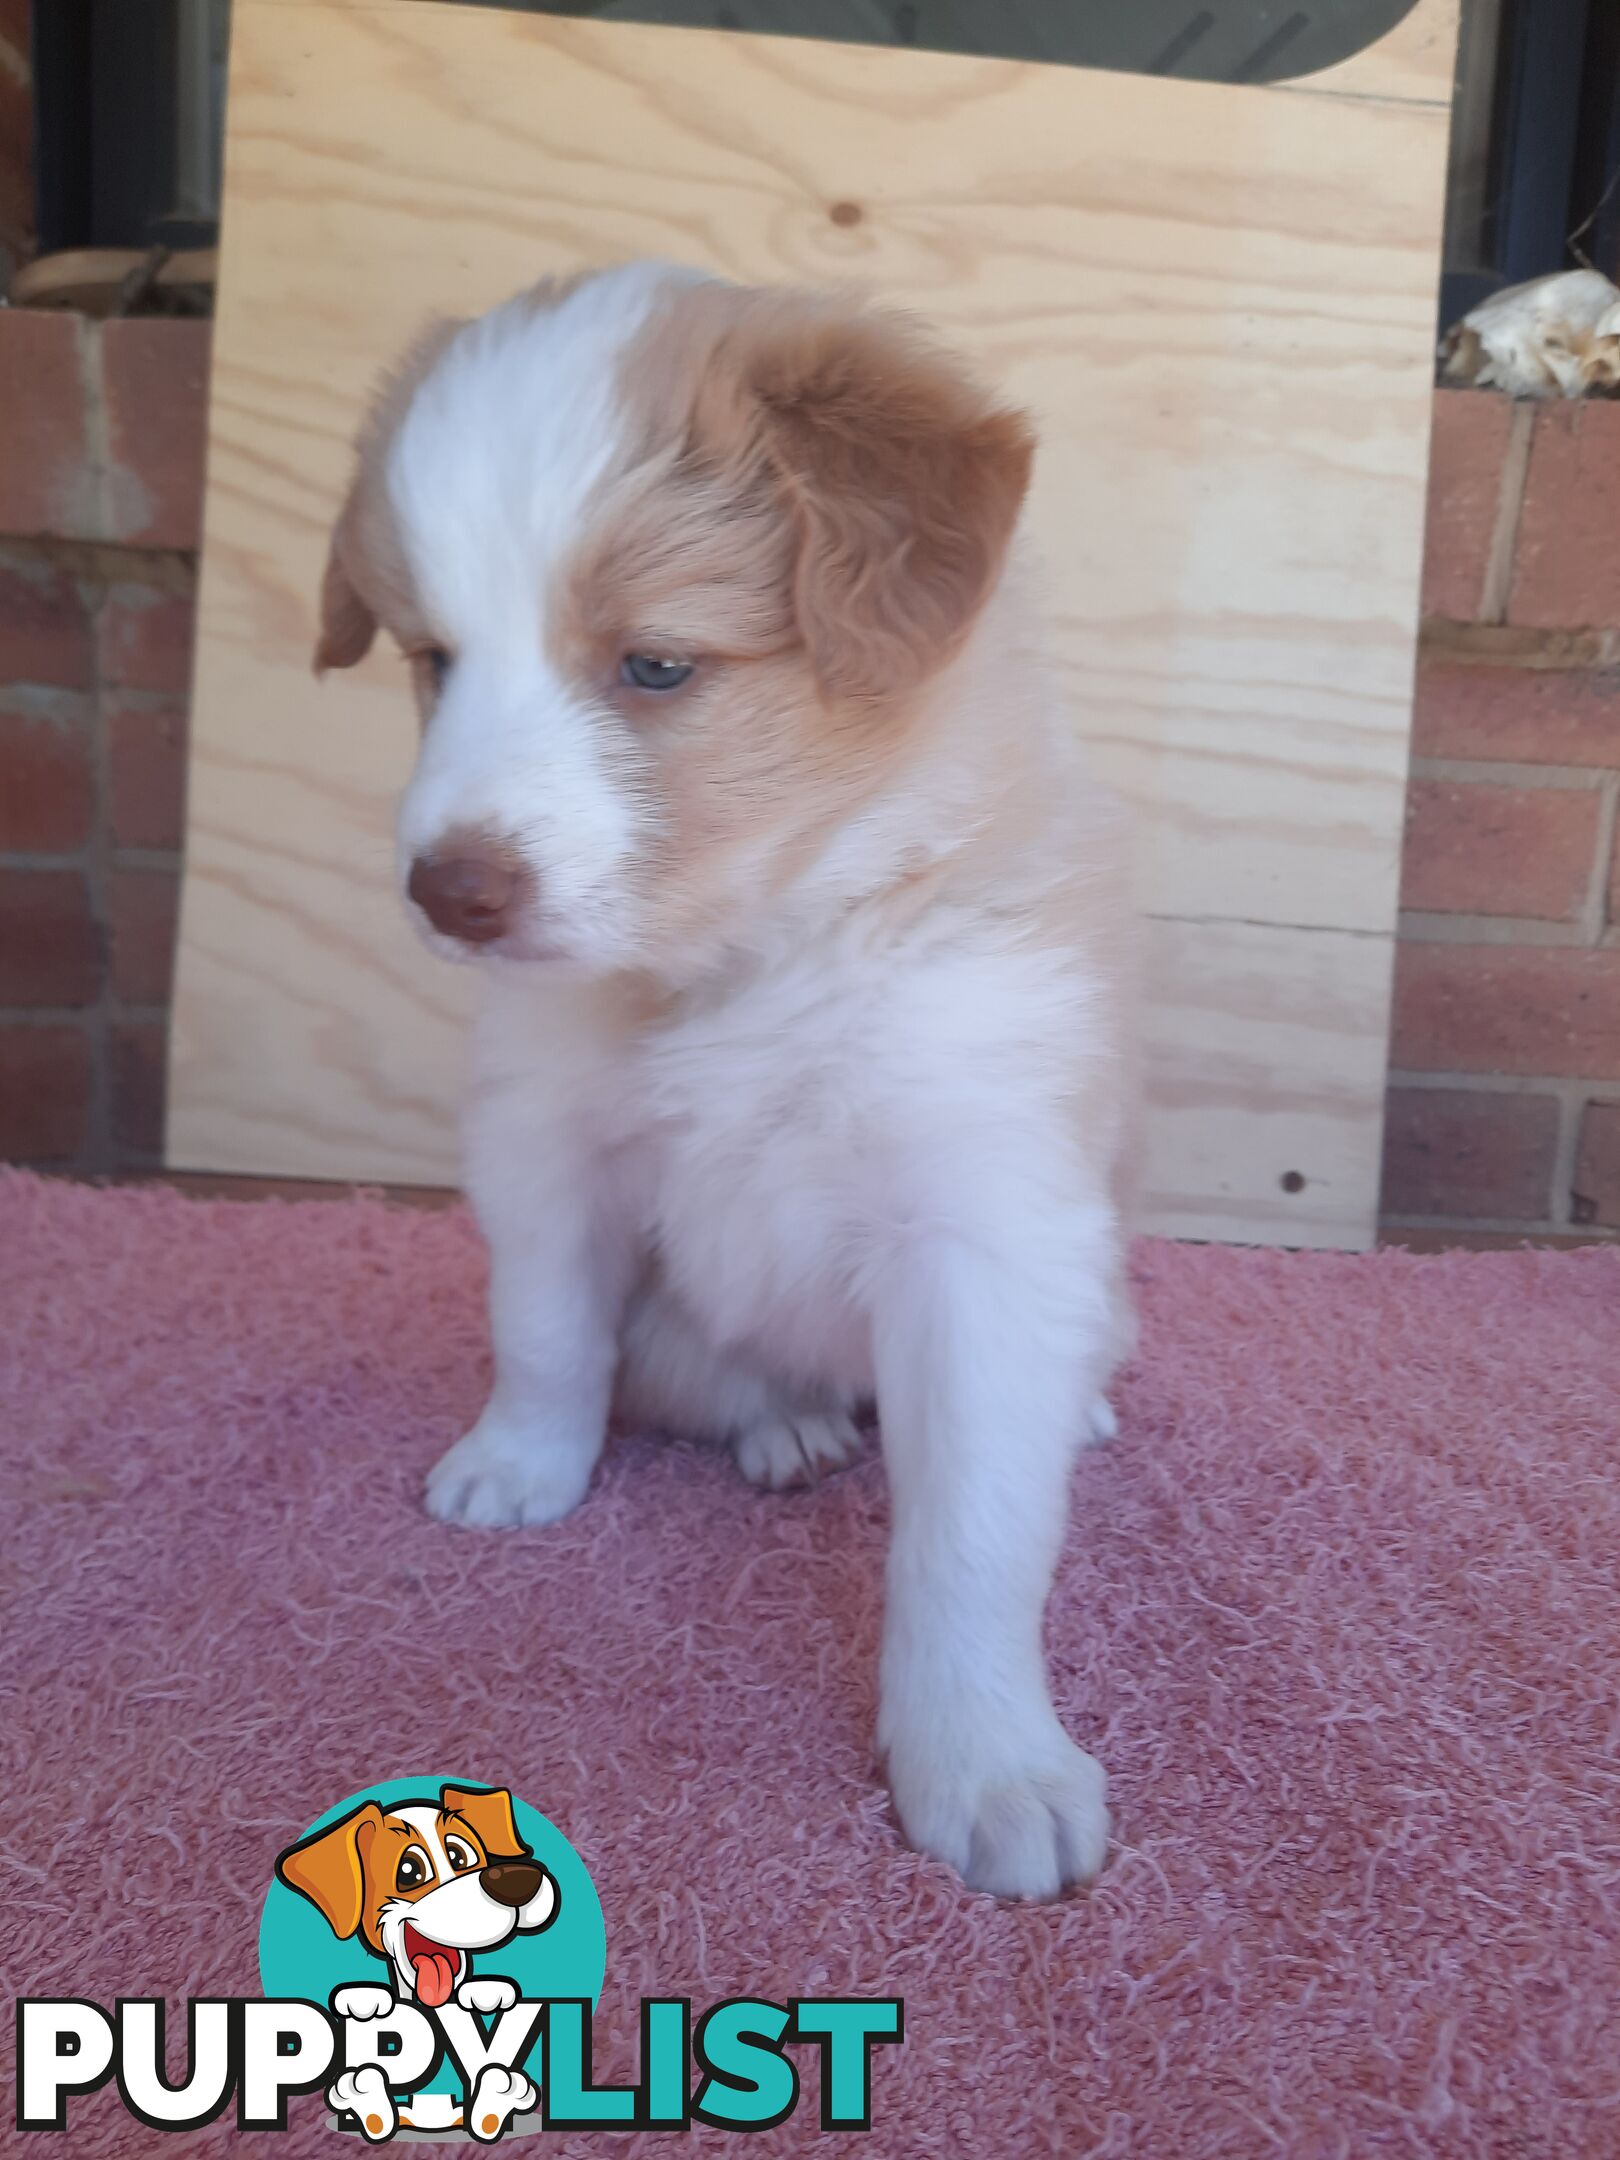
[407,847,519,944]
[481,1859,546,1909]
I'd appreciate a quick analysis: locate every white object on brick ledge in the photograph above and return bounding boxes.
[1441,270,1620,399]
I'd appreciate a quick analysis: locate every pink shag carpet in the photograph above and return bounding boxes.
[4,1169,1620,2157]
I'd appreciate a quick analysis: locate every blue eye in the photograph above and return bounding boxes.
[621,654,695,692]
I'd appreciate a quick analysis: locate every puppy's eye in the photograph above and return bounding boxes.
[444,1838,478,1874]
[621,653,694,692]
[412,646,452,696]
[395,1847,431,1892]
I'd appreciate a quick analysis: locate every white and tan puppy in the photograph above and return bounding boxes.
[316,264,1135,1899]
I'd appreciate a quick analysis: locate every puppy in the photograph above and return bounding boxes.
[276,1782,558,2003]
[316,264,1135,1898]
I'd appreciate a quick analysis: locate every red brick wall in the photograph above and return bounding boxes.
[1385,395,1620,1243]
[0,304,1615,1239]
[0,310,207,1172]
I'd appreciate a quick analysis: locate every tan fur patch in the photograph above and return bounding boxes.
[540,280,1036,953]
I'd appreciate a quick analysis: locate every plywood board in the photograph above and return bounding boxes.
[169,0,1458,1246]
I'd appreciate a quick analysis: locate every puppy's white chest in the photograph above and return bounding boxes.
[628,977,881,1380]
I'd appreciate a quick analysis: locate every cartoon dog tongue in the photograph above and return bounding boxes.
[404,1925,459,2008]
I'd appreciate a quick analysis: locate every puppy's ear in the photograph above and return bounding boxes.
[313,313,466,679]
[440,1784,528,1861]
[313,501,378,676]
[748,305,1033,703]
[275,1801,385,1939]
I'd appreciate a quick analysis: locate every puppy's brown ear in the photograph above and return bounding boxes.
[313,503,378,676]
[313,314,466,679]
[748,305,1034,703]
[275,1800,384,1938]
[440,1784,528,1861]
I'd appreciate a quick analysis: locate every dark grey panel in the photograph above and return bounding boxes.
[478,0,1426,84]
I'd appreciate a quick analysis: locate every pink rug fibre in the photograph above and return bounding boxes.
[4,1170,1620,2157]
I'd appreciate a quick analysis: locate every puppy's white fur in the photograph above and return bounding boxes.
[317,263,1135,1899]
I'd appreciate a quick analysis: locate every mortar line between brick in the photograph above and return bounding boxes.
[77,321,113,549]
[1397,912,1579,947]
[1381,1214,1619,1240]
[1410,757,1613,790]
[1388,1070,1620,1099]
[0,534,195,591]
[1480,402,1535,625]
[79,388,117,1173]
[1581,774,1620,947]
[1421,621,1620,669]
[0,847,96,873]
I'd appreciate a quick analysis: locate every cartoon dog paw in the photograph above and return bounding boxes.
[332,1984,396,2022]
[329,2065,397,2142]
[467,2063,537,2142]
[456,1975,519,2015]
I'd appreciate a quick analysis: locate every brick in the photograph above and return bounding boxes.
[0,312,92,540]
[1400,778,1600,921]
[1413,659,1620,768]
[0,698,93,850]
[1572,1102,1620,1228]
[1391,943,1620,1078]
[1380,1086,1558,1220]
[1510,401,1620,630]
[99,319,211,549]
[0,866,98,1006]
[0,1024,91,1162]
[109,865,179,1005]
[107,695,188,850]
[111,1019,166,1158]
[97,582,196,694]
[0,553,93,689]
[1422,389,1514,623]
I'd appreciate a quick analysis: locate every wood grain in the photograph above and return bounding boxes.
[169,0,1458,1247]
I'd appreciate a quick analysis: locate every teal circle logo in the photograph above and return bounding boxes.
[259,1775,605,2120]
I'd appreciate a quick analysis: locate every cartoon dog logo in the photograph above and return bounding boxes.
[276,1781,559,2005]
[276,1783,559,2139]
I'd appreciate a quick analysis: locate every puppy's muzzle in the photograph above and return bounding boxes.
[407,840,528,946]
[480,1859,546,1909]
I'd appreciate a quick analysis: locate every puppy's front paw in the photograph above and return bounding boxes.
[331,1984,396,2022]
[884,1714,1109,1900]
[456,1975,518,2015]
[467,2063,537,2141]
[732,1412,863,1492]
[426,1413,597,1530]
[329,2066,396,2142]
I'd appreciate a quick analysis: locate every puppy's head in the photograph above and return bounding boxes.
[316,263,1033,976]
[275,1784,558,2005]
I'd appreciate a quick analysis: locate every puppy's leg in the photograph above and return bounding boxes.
[873,1197,1119,1899]
[428,1070,634,1531]
[615,1282,864,1491]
